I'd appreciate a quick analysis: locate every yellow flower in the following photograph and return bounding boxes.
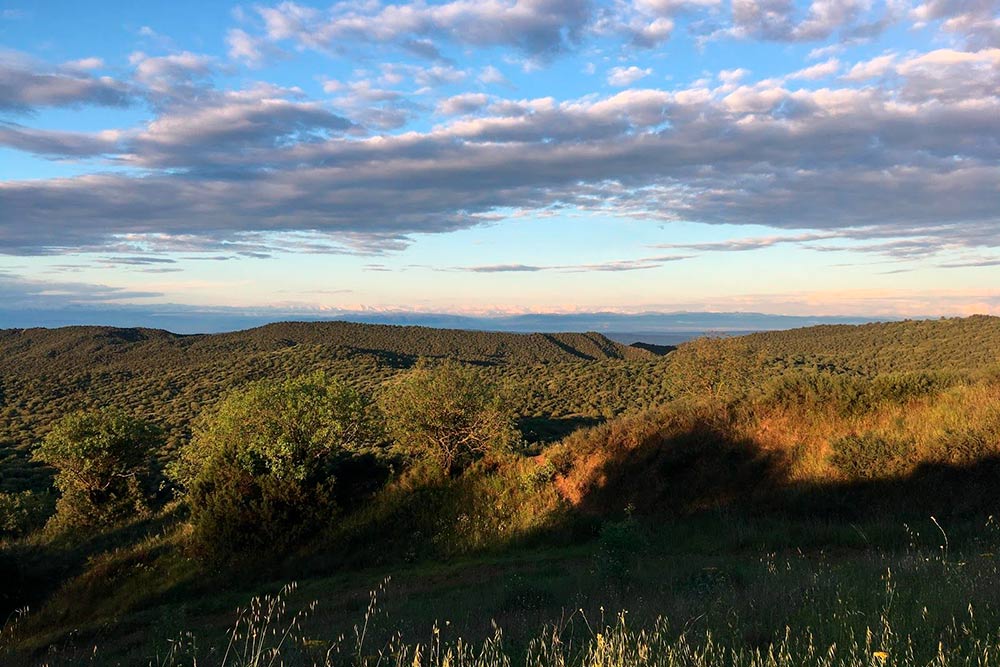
[873,651,889,664]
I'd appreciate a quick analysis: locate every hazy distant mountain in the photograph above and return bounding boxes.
[0,305,893,337]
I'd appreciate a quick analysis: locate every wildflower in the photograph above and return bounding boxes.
[873,651,889,664]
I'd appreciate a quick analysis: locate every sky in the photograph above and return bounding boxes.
[1,0,999,328]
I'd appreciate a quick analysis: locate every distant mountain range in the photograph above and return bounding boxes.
[0,305,897,340]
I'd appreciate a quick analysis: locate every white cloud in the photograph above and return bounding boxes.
[607,65,653,86]
[437,92,490,115]
[478,65,510,85]
[787,57,841,79]
[842,53,896,80]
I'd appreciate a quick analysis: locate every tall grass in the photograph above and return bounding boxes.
[141,564,1000,667]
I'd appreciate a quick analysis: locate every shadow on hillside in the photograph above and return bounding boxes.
[564,422,792,518]
[518,416,604,444]
[629,342,677,356]
[541,334,596,361]
[348,347,504,369]
[776,456,1000,521]
[0,508,184,618]
[562,422,1000,524]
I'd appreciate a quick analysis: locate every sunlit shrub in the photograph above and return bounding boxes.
[830,433,914,479]
[33,408,161,530]
[173,372,386,560]
[380,361,519,475]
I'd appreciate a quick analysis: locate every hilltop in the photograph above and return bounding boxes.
[0,321,650,370]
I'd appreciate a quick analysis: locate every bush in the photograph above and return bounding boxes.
[0,490,55,538]
[174,373,385,560]
[594,516,646,586]
[33,409,161,530]
[830,433,914,479]
[760,371,953,417]
[380,361,519,475]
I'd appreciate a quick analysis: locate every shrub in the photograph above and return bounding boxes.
[174,373,385,560]
[0,490,55,538]
[380,361,519,475]
[830,433,914,480]
[33,409,161,529]
[594,516,646,586]
[760,371,953,417]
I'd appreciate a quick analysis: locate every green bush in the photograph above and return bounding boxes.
[33,409,161,529]
[830,433,914,479]
[174,372,386,560]
[0,490,54,538]
[594,516,646,586]
[380,361,519,475]
[760,371,953,417]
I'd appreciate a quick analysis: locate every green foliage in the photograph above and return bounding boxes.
[380,362,519,475]
[830,433,915,479]
[0,490,54,538]
[759,371,953,416]
[5,315,1000,659]
[594,515,646,586]
[33,408,160,529]
[176,373,386,560]
[666,337,771,402]
[0,323,655,491]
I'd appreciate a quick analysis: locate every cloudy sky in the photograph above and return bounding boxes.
[1,0,999,324]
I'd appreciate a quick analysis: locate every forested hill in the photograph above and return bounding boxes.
[1,315,999,494]
[0,321,648,372]
[0,322,654,488]
[734,315,1000,375]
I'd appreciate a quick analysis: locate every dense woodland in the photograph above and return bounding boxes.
[2,315,1000,666]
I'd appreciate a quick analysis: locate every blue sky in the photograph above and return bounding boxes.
[1,0,999,325]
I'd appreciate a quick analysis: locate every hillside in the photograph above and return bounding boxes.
[0,322,655,492]
[736,315,1000,375]
[3,316,1000,495]
[3,315,1000,664]
[0,321,651,370]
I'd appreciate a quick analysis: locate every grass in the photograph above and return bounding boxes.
[8,511,1000,666]
[5,367,1000,664]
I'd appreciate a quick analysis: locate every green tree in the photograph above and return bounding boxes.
[34,408,161,529]
[380,361,518,475]
[173,372,384,559]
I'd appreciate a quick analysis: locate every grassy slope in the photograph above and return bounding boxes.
[3,316,1000,664]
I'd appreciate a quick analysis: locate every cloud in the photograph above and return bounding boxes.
[912,0,1000,48]
[252,0,593,59]
[607,65,653,86]
[226,28,276,66]
[787,57,840,79]
[461,263,546,272]
[62,57,105,72]
[125,86,355,168]
[478,65,510,85]
[0,271,162,308]
[842,53,896,80]
[454,254,690,272]
[718,0,902,43]
[0,122,121,157]
[0,52,131,112]
[938,256,1000,268]
[2,39,1000,262]
[657,233,840,252]
[99,256,178,266]
[379,62,467,87]
[595,0,723,46]
[436,92,490,115]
